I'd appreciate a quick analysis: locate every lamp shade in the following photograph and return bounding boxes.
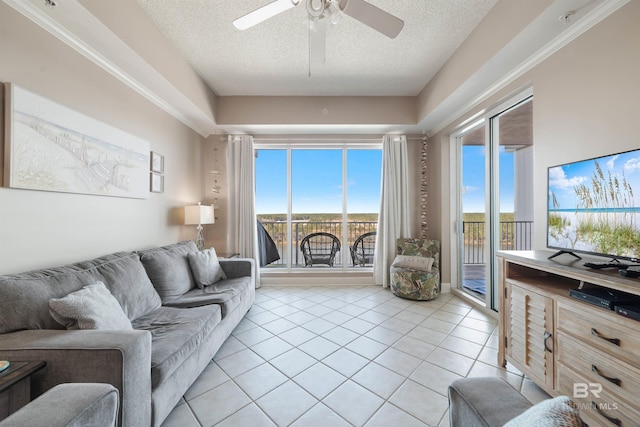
[184,204,214,225]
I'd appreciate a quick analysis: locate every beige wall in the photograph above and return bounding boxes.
[431,1,640,283]
[0,3,205,274]
[530,1,639,250]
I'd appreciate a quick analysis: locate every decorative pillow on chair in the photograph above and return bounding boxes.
[504,396,583,427]
[48,281,133,330]
[392,255,434,272]
[188,247,227,288]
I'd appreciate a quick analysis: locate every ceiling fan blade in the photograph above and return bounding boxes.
[340,0,404,39]
[309,17,327,68]
[233,0,298,30]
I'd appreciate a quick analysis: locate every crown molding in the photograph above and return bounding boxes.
[3,0,216,137]
[425,0,630,137]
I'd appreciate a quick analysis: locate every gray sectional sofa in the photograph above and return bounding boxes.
[0,241,255,427]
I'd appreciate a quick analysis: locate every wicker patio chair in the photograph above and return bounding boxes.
[350,231,376,266]
[300,232,341,267]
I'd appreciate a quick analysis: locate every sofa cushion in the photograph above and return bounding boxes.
[132,306,222,389]
[0,252,160,332]
[503,396,583,427]
[48,282,133,330]
[163,277,253,318]
[138,241,198,301]
[0,269,93,333]
[187,247,227,288]
[73,252,162,321]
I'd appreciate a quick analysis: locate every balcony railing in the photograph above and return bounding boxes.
[259,220,377,267]
[259,219,533,267]
[463,220,533,264]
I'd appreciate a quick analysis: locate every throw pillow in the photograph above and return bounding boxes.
[504,396,583,427]
[188,247,227,288]
[48,281,133,330]
[392,255,434,272]
[138,241,198,300]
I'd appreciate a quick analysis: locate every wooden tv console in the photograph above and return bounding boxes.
[497,250,640,427]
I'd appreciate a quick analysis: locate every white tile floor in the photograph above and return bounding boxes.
[161,286,550,427]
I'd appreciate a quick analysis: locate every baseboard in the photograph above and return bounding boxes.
[260,272,376,286]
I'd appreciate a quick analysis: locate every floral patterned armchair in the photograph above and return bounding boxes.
[390,238,440,300]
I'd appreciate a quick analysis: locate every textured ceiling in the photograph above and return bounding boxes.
[136,0,498,97]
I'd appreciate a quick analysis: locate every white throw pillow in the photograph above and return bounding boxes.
[49,281,133,330]
[392,255,434,272]
[504,396,582,427]
[188,247,227,288]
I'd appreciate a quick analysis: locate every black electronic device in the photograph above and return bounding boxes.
[620,266,640,278]
[615,304,640,321]
[569,287,640,310]
[584,262,630,269]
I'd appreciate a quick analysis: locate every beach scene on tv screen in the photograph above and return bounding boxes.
[548,150,640,259]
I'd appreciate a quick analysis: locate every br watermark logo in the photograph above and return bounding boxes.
[573,383,619,411]
[573,382,603,398]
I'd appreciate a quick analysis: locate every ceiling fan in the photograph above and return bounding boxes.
[233,0,404,68]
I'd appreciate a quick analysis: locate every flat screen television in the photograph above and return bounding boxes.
[547,148,640,262]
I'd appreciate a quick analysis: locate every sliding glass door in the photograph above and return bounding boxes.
[454,93,533,309]
[458,124,488,300]
[488,97,534,308]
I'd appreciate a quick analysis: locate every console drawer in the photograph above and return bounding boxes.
[556,332,640,408]
[557,364,640,427]
[556,300,640,367]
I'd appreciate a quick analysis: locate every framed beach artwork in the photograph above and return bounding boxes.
[3,84,150,198]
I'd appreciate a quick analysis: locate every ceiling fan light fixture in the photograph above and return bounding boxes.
[326,0,343,25]
[307,0,324,17]
[309,16,319,31]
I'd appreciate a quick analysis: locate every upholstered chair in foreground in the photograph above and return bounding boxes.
[0,383,118,427]
[448,377,583,427]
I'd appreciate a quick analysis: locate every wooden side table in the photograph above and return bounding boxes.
[0,361,46,420]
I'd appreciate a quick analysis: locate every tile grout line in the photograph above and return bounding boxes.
[168,286,526,427]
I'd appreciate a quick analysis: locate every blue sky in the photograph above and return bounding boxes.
[462,146,515,213]
[548,149,640,210]
[255,149,382,214]
[256,145,519,215]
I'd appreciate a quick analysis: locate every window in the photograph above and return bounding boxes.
[255,143,382,270]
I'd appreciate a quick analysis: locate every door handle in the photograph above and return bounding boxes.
[543,331,552,353]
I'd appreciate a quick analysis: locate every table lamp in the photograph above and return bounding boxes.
[184,202,214,250]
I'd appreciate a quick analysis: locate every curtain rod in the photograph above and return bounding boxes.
[252,137,383,142]
[252,135,426,143]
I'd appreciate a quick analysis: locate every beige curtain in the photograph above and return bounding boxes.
[373,135,411,287]
[227,135,260,287]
